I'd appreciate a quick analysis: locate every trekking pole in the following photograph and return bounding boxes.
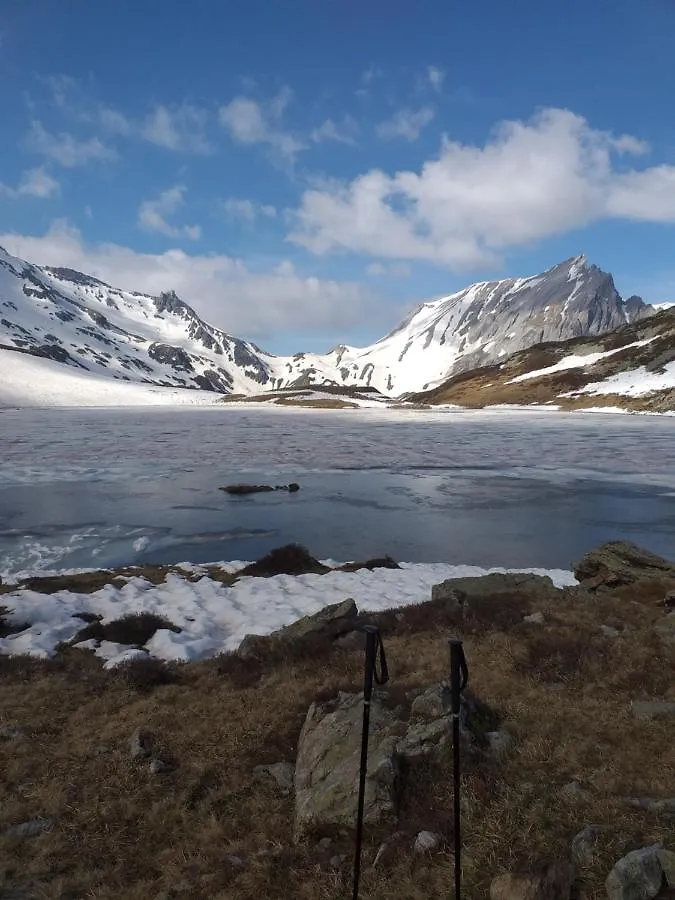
[449,638,469,900]
[353,624,389,900]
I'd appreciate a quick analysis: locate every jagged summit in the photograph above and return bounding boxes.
[0,245,653,402]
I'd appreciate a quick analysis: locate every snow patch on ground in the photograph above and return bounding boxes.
[571,362,675,397]
[508,339,654,384]
[0,563,577,666]
[0,349,220,407]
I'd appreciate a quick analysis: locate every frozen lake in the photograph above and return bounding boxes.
[1,406,674,579]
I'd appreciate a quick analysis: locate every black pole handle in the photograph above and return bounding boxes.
[449,638,468,714]
[362,625,389,700]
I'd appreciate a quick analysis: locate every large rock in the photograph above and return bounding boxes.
[294,692,402,841]
[574,542,675,592]
[605,844,664,900]
[237,599,359,656]
[490,863,575,899]
[431,572,557,610]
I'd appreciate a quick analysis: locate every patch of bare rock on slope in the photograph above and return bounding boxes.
[1,540,675,898]
[412,306,675,412]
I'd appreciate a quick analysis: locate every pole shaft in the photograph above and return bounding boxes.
[449,639,464,900]
[353,626,378,900]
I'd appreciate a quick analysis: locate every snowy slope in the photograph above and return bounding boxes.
[0,246,277,395]
[0,348,219,407]
[0,245,652,403]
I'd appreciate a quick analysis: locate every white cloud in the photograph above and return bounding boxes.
[26,120,116,167]
[138,186,201,240]
[0,167,60,199]
[98,106,133,136]
[219,89,305,162]
[311,117,358,146]
[361,65,383,85]
[222,198,277,222]
[367,261,411,277]
[141,104,212,153]
[0,220,379,340]
[290,107,675,269]
[376,107,435,142]
[427,66,445,93]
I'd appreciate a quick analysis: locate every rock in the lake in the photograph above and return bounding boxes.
[571,825,601,867]
[220,483,300,495]
[253,762,295,796]
[130,727,154,760]
[631,700,675,721]
[294,691,401,842]
[605,844,664,900]
[5,818,53,838]
[414,830,443,855]
[238,544,329,578]
[574,541,675,592]
[489,863,575,899]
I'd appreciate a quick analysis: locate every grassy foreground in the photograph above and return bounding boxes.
[1,578,674,899]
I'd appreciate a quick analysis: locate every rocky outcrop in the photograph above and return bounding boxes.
[573,541,675,592]
[605,844,666,900]
[294,691,402,841]
[237,599,359,658]
[431,572,558,610]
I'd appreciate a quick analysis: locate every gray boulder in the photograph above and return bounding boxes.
[605,844,664,900]
[657,849,675,888]
[5,818,53,838]
[431,572,557,610]
[574,542,675,592]
[238,598,358,655]
[294,692,402,842]
[631,701,675,721]
[414,830,443,854]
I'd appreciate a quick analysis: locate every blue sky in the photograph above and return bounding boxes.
[1,0,675,352]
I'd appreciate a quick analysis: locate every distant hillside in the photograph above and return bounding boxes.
[411,307,675,413]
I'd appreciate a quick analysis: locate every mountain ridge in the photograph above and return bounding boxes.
[0,245,653,401]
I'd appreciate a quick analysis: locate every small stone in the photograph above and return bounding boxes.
[226,855,245,868]
[253,762,295,796]
[625,796,675,816]
[664,590,675,609]
[600,625,621,638]
[605,844,664,900]
[414,831,443,855]
[329,855,344,868]
[318,837,333,850]
[149,757,171,775]
[571,825,601,867]
[94,743,112,756]
[410,682,451,720]
[559,781,587,801]
[657,849,675,887]
[130,727,154,759]
[523,612,545,625]
[5,818,53,838]
[486,729,515,762]
[0,725,25,742]
[631,701,675,721]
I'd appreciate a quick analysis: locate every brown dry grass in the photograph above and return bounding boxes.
[1,582,674,899]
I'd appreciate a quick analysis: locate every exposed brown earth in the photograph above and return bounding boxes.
[1,544,674,898]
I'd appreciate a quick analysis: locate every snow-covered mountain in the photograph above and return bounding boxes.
[0,245,653,404]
